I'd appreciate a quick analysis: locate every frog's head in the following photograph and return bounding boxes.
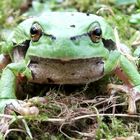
[11,12,116,84]
[13,12,115,60]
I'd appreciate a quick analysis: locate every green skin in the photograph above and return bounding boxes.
[0,12,140,114]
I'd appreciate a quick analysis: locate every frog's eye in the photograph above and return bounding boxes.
[30,23,42,42]
[89,27,102,43]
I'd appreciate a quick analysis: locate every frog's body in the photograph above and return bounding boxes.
[1,12,140,114]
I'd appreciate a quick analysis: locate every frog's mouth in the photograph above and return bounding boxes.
[28,56,104,84]
[13,40,105,84]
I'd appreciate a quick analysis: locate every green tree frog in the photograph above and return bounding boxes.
[0,12,140,115]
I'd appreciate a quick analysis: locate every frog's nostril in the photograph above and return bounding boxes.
[70,36,76,40]
[70,25,76,28]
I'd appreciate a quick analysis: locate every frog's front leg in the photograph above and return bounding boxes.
[0,62,39,115]
[116,55,140,114]
[105,52,140,114]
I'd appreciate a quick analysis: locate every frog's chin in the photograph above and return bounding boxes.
[28,56,104,84]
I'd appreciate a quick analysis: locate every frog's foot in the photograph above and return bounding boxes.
[0,99,39,134]
[0,97,47,134]
[1,99,39,116]
[107,84,140,114]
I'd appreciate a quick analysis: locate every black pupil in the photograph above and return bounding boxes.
[30,26,38,35]
[93,28,102,36]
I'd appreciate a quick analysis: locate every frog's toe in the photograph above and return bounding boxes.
[107,84,140,114]
[0,99,39,115]
[128,87,140,114]
[0,99,39,134]
[107,83,129,94]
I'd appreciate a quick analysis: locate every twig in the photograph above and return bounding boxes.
[132,41,140,47]
[0,114,24,119]
[22,119,33,139]
[73,130,95,137]
[81,98,106,104]
[59,123,73,139]
[94,96,120,107]
[0,113,140,123]
[4,129,25,139]
[71,113,140,121]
